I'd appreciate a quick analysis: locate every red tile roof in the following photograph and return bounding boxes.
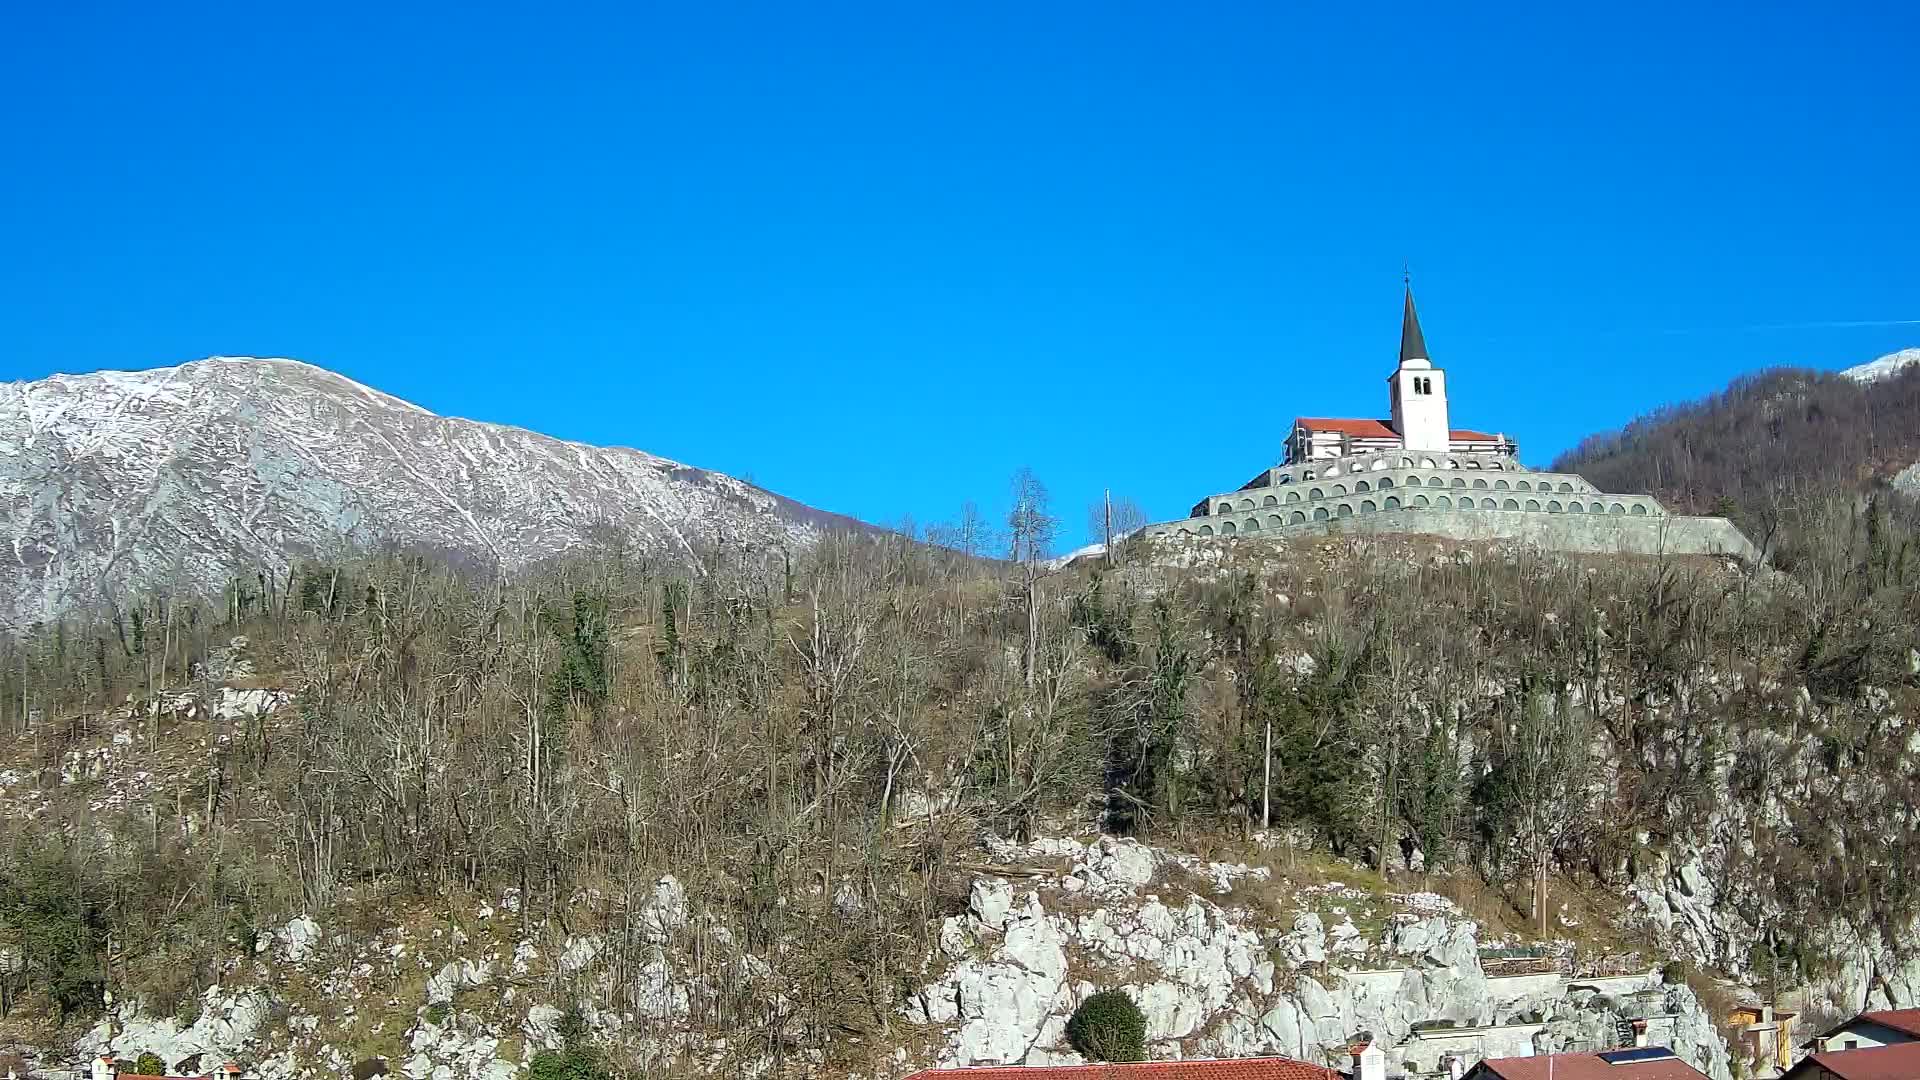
[903,1058,1339,1080]
[1469,1052,1710,1080]
[1787,1041,1920,1080]
[1292,418,1501,442]
[1856,1011,1920,1039]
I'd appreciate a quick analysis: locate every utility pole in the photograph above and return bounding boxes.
[1104,489,1114,565]
[1262,715,1273,831]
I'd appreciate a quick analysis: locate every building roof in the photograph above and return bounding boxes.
[1468,1051,1710,1080]
[1401,287,1430,364]
[1811,1009,1920,1045]
[1852,1011,1920,1039]
[902,1058,1339,1080]
[1784,1041,1920,1080]
[1292,417,1503,442]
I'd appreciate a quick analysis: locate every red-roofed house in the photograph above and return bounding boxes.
[1808,1011,1920,1054]
[1780,1041,1920,1080]
[1462,1050,1711,1080]
[902,1056,1342,1080]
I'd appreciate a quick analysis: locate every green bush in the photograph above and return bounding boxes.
[1066,989,1147,1063]
[528,1047,609,1080]
[136,1054,165,1076]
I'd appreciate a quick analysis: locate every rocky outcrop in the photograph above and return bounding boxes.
[908,835,1733,1080]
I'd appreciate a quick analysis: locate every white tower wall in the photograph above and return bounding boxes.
[1390,360,1451,452]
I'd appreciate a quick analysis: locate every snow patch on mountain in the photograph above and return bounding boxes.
[1842,348,1920,383]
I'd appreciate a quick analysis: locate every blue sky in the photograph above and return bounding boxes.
[4,2,1917,547]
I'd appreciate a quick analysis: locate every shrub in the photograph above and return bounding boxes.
[528,1047,609,1080]
[136,1054,165,1076]
[1066,989,1148,1063]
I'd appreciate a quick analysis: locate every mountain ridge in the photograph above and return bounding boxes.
[0,356,873,629]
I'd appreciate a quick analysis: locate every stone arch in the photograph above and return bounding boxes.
[1238,498,1255,510]
[1216,502,1233,515]
[1558,482,1574,492]
[1371,458,1389,471]
[1199,524,1215,535]
[1458,497,1474,509]
[1361,499,1377,512]
[1548,500,1563,513]
[1331,483,1348,496]
[1590,501,1604,514]
[1516,480,1531,491]
[1420,457,1438,469]
[1379,476,1395,489]
[1568,502,1584,513]
[1495,479,1510,490]
[1482,498,1499,510]
[1413,494,1429,508]
[1244,517,1261,532]
[1609,503,1626,514]
[1221,520,1237,535]
[1406,476,1421,487]
[1436,495,1453,508]
[1503,498,1519,510]
[1337,503,1354,517]
[1451,477,1467,489]
[1355,479,1372,493]
[1525,499,1541,511]
[1431,476,1447,487]
[1472,477,1490,490]
[1267,514,1284,528]
[1310,488,1324,500]
[1313,507,1330,521]
[1262,494,1278,507]
[1285,490,1301,503]
[1400,456,1415,468]
[1178,528,1193,537]
[1384,496,1401,510]
[1289,511,1307,524]
[1630,503,1649,515]
[1466,459,1482,470]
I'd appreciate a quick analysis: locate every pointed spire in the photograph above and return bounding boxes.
[1399,282,1429,364]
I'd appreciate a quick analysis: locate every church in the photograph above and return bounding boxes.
[1139,288,1758,560]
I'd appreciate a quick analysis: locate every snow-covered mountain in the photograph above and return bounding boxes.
[1842,347,1920,383]
[0,357,870,629]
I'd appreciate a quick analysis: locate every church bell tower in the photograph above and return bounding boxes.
[1387,285,1451,453]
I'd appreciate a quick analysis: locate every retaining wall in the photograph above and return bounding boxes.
[1143,507,1758,562]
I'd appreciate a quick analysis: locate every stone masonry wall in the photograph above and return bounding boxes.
[1146,509,1757,561]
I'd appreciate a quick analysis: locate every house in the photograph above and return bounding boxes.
[1462,1048,1711,1080]
[88,1056,245,1080]
[1807,1012,1920,1054]
[1727,1004,1798,1072]
[901,1056,1340,1080]
[1779,1041,1920,1080]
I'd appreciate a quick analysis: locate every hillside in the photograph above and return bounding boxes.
[0,357,874,632]
[3,499,1919,1079]
[1552,351,1920,543]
